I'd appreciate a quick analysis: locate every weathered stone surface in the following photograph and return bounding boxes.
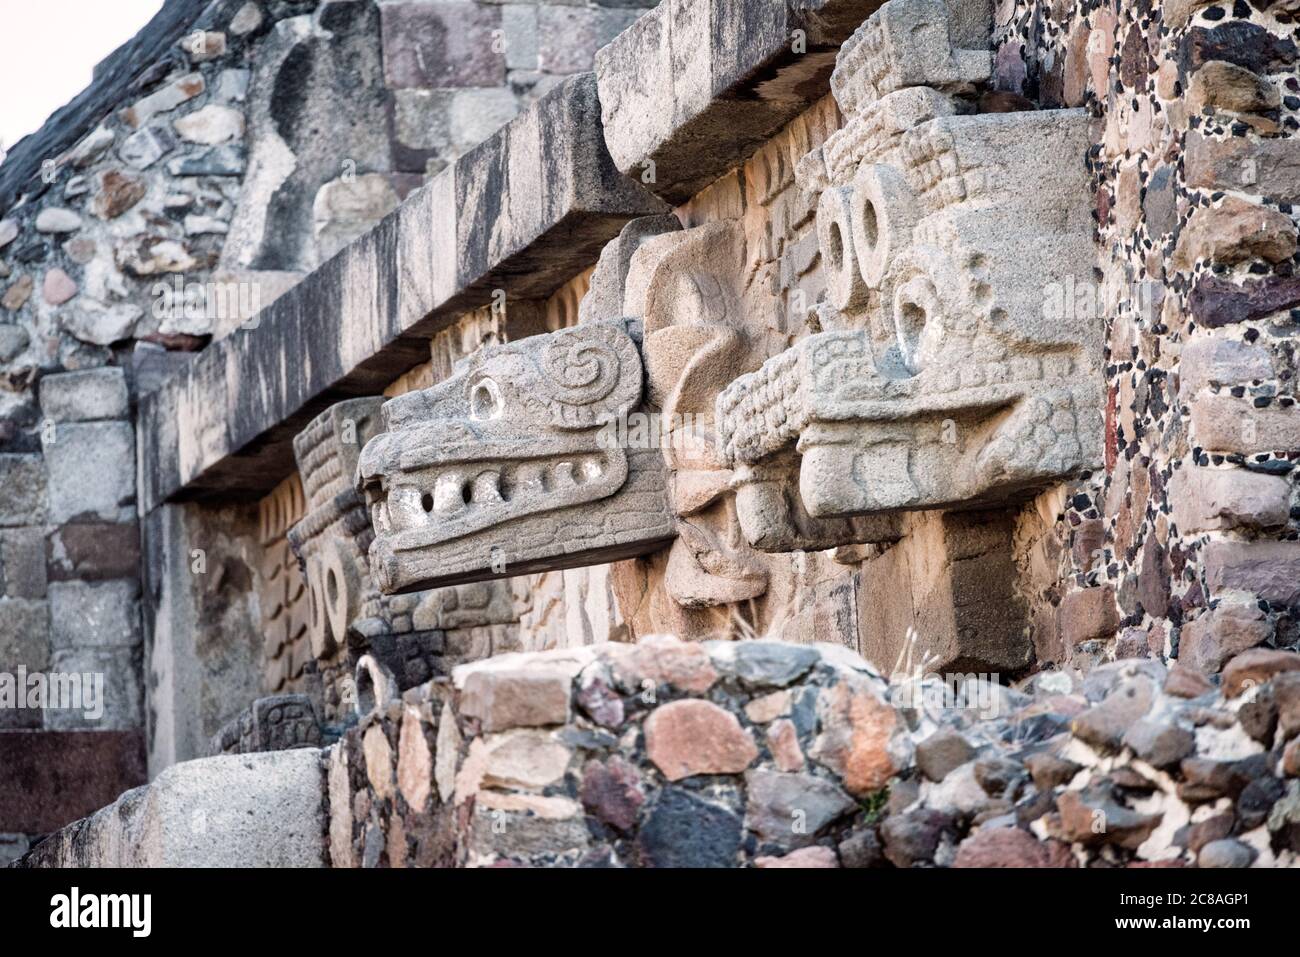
[63,300,143,346]
[42,421,136,523]
[0,730,145,834]
[0,454,47,527]
[645,699,758,780]
[1222,649,1300,698]
[1,275,33,312]
[0,598,50,670]
[1056,787,1161,849]
[39,368,130,423]
[1179,336,1273,397]
[1191,394,1300,454]
[1185,130,1300,203]
[1198,838,1255,869]
[953,826,1073,867]
[1187,60,1281,116]
[755,845,840,867]
[1203,541,1300,606]
[34,208,81,234]
[745,768,855,845]
[1180,603,1271,674]
[636,787,742,867]
[459,667,571,732]
[1190,274,1300,330]
[396,708,432,811]
[1059,586,1120,647]
[362,724,394,800]
[767,719,805,772]
[479,729,571,790]
[809,678,902,796]
[579,755,644,833]
[42,268,77,305]
[732,642,820,688]
[19,748,325,867]
[597,0,946,203]
[0,529,46,599]
[1123,718,1195,768]
[916,727,976,782]
[1173,466,1291,533]
[379,1,505,88]
[90,169,147,220]
[312,173,400,263]
[49,579,140,651]
[1174,196,1296,270]
[120,72,205,128]
[358,319,675,591]
[173,104,245,144]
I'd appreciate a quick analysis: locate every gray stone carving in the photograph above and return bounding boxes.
[716,0,1101,546]
[211,693,324,756]
[358,316,677,593]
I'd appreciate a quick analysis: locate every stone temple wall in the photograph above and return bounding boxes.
[7,0,1300,869]
[0,0,652,860]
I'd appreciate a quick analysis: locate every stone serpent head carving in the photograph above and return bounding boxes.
[356,314,676,594]
[715,0,1102,545]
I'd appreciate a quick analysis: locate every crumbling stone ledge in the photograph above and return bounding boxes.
[333,638,1300,868]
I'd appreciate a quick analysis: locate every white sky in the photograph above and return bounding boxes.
[0,0,165,153]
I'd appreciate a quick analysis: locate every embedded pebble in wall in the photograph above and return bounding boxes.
[1,275,34,311]
[64,125,115,168]
[173,104,245,145]
[119,72,205,129]
[34,208,80,234]
[228,1,263,36]
[42,268,77,306]
[118,125,177,170]
[0,220,16,249]
[165,144,246,176]
[90,169,147,220]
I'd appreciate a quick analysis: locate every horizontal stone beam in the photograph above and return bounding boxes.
[139,73,666,510]
[595,0,889,204]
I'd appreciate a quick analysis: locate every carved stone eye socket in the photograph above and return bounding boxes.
[469,378,504,420]
[859,199,879,251]
[816,186,868,312]
[851,163,917,290]
[894,277,942,375]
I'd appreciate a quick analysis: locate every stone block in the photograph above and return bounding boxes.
[0,528,47,598]
[0,597,49,670]
[1190,394,1300,455]
[46,523,141,582]
[1204,541,1300,606]
[1180,603,1271,674]
[38,368,130,423]
[1178,336,1273,398]
[1186,130,1300,203]
[1058,586,1120,647]
[0,729,146,834]
[0,454,46,528]
[379,1,505,88]
[46,646,142,731]
[459,667,571,732]
[18,748,326,867]
[501,4,539,70]
[42,421,136,524]
[538,6,642,74]
[49,579,141,651]
[1178,465,1293,533]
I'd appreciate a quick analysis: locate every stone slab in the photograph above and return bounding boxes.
[595,0,889,203]
[18,747,326,867]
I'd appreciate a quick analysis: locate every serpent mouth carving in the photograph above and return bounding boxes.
[370,446,628,545]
